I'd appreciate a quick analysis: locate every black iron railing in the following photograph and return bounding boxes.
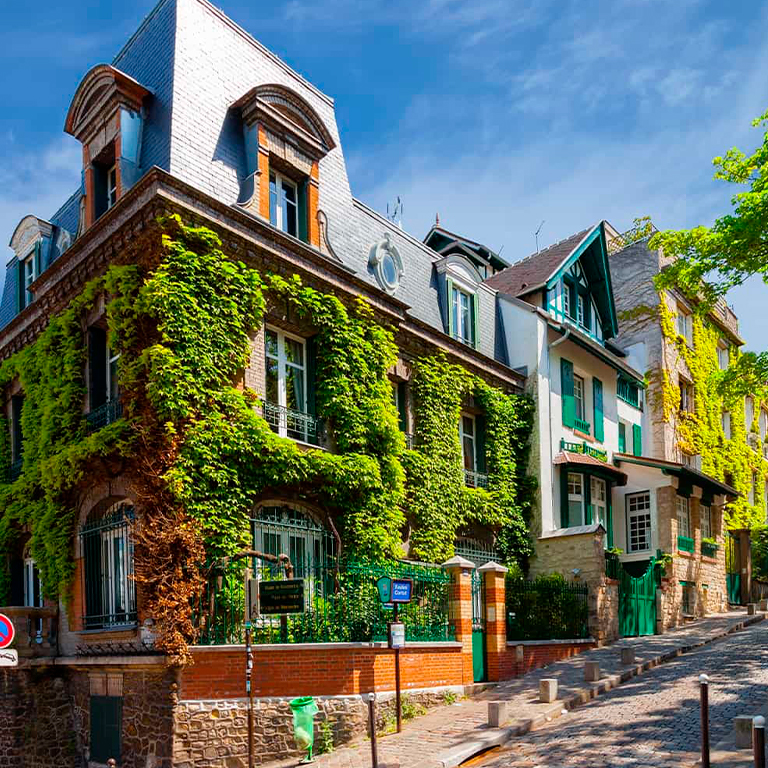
[506,576,589,640]
[464,470,489,489]
[86,399,123,433]
[262,402,324,446]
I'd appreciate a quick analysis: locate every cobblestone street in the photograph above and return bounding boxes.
[478,619,768,768]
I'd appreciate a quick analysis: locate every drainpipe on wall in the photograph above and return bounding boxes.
[547,327,571,531]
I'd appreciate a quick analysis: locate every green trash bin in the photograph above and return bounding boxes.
[290,696,319,763]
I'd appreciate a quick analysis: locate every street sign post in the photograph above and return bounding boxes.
[0,613,15,650]
[0,649,18,667]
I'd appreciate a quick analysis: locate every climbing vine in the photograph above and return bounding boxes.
[0,216,535,662]
[656,293,768,528]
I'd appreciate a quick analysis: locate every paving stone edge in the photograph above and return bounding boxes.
[437,614,765,768]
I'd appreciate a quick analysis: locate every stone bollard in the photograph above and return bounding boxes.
[515,645,524,662]
[620,647,635,665]
[488,701,507,728]
[760,599,768,612]
[748,603,757,616]
[539,679,558,703]
[734,715,755,749]
[584,661,601,682]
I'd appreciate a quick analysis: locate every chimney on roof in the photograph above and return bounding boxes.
[435,212,440,227]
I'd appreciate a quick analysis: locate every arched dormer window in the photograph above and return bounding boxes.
[435,254,483,349]
[64,65,151,232]
[231,84,335,248]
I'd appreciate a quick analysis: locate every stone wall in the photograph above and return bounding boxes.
[529,529,607,585]
[0,669,75,768]
[173,689,458,767]
[590,581,619,643]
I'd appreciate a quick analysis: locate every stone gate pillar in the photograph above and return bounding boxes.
[478,561,507,682]
[442,556,475,685]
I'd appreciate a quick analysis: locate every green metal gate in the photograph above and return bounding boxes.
[471,570,487,682]
[618,558,657,637]
[726,533,742,605]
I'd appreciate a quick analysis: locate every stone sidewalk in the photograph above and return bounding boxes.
[269,609,763,768]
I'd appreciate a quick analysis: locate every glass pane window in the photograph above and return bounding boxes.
[718,344,729,370]
[563,282,571,317]
[577,294,585,326]
[107,349,120,402]
[107,166,118,209]
[452,286,473,345]
[722,411,731,439]
[676,496,690,538]
[269,171,298,237]
[676,308,692,345]
[459,414,476,472]
[567,472,584,526]
[573,374,585,421]
[700,504,711,540]
[23,255,36,307]
[591,476,607,532]
[680,379,693,413]
[263,327,308,440]
[627,491,652,553]
[23,556,42,609]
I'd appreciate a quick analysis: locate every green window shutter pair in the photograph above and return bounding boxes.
[88,327,108,410]
[90,696,122,763]
[561,358,575,428]
[593,378,604,442]
[446,277,455,338]
[618,422,626,453]
[632,423,642,456]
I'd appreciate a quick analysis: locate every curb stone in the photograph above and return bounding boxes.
[436,614,765,768]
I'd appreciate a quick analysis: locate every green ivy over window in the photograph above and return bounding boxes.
[0,216,535,662]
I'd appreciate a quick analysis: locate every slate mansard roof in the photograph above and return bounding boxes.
[0,0,509,372]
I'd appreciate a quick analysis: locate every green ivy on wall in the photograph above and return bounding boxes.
[657,294,768,528]
[0,216,535,660]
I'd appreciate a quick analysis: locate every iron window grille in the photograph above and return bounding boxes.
[86,399,123,433]
[79,502,136,630]
[262,401,323,445]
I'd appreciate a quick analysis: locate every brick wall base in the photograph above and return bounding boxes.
[498,639,597,679]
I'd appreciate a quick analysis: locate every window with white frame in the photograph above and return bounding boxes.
[460,414,476,472]
[107,165,118,210]
[23,253,36,308]
[722,411,731,440]
[573,373,585,422]
[700,503,711,540]
[269,171,299,237]
[577,294,585,327]
[679,378,694,413]
[23,549,43,635]
[451,284,473,345]
[563,283,571,318]
[265,328,308,440]
[676,305,693,345]
[627,491,652,553]
[591,476,607,532]
[107,348,120,403]
[567,472,584,526]
[676,496,691,538]
[718,342,729,370]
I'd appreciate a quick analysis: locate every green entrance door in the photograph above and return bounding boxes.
[471,570,487,682]
[726,533,742,605]
[619,558,657,637]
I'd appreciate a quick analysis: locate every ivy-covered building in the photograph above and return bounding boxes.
[486,221,738,637]
[0,1,536,765]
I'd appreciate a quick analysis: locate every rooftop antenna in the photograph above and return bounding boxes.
[387,196,404,229]
[534,220,545,253]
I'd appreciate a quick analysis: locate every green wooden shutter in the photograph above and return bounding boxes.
[306,336,317,417]
[632,423,642,457]
[297,180,308,243]
[607,495,614,549]
[618,422,626,453]
[585,474,593,525]
[561,358,575,428]
[475,414,487,473]
[593,378,604,442]
[446,278,455,337]
[88,328,108,410]
[397,382,407,432]
[471,292,480,349]
[90,696,122,763]
[560,468,570,528]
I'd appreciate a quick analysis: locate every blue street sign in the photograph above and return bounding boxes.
[391,578,413,604]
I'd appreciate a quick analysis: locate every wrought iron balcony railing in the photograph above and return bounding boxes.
[262,402,324,446]
[464,470,489,489]
[574,418,591,435]
[560,439,608,463]
[86,399,123,433]
[404,432,414,450]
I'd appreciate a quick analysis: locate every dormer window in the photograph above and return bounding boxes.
[269,171,298,237]
[452,285,475,346]
[23,254,37,309]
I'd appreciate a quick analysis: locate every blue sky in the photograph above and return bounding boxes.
[1,0,766,349]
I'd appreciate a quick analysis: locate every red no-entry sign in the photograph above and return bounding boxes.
[0,613,15,649]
